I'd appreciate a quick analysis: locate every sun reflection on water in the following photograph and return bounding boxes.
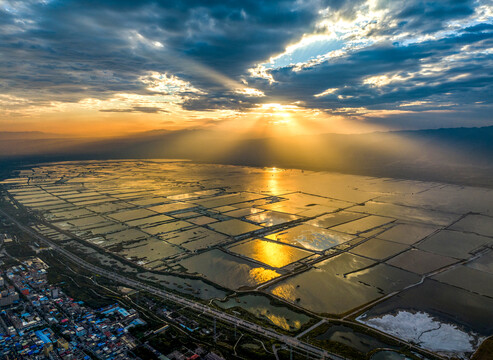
[265,166,283,173]
[251,240,294,268]
[248,267,280,284]
[270,284,297,302]
[264,166,284,195]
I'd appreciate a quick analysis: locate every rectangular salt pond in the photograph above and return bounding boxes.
[47,208,93,220]
[308,211,367,229]
[212,205,237,213]
[259,201,310,215]
[266,224,354,252]
[231,198,278,209]
[35,203,74,211]
[180,236,229,251]
[136,272,228,300]
[72,197,115,206]
[107,208,157,222]
[269,259,420,315]
[167,192,201,201]
[112,191,151,199]
[56,191,102,199]
[358,310,482,358]
[432,265,493,298]
[263,192,352,212]
[267,253,381,315]
[208,219,262,236]
[346,263,421,294]
[179,249,280,290]
[449,214,493,237]
[143,220,194,235]
[148,202,195,213]
[187,216,218,225]
[348,201,459,226]
[228,238,313,268]
[86,223,127,236]
[330,215,394,235]
[103,229,150,247]
[65,193,109,201]
[116,238,184,264]
[14,194,57,203]
[53,215,108,230]
[245,210,300,227]
[224,207,264,218]
[377,185,493,215]
[418,230,492,259]
[125,214,173,227]
[350,238,409,260]
[215,294,311,331]
[376,223,438,245]
[130,197,170,206]
[193,192,266,208]
[386,249,458,275]
[359,279,493,336]
[171,211,202,219]
[85,202,133,213]
[28,200,68,208]
[160,227,228,251]
[467,250,493,275]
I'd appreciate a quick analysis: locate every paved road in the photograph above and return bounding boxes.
[0,208,343,360]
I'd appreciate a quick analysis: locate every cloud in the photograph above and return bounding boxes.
[99,106,168,113]
[249,20,493,125]
[0,0,491,131]
[233,87,265,97]
[140,72,206,95]
[314,88,338,97]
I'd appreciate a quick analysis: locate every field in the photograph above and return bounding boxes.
[2,159,493,359]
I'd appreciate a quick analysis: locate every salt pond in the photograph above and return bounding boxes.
[215,294,311,331]
[3,159,493,353]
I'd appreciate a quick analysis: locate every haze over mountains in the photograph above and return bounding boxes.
[2,126,493,188]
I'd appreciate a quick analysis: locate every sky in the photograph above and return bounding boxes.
[1,0,492,137]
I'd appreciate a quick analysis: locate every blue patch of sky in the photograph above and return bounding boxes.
[264,38,345,69]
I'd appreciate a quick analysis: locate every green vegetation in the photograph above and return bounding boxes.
[131,311,278,359]
[131,346,158,360]
[309,339,367,359]
[127,291,287,359]
[1,215,39,260]
[39,251,118,308]
[4,238,36,259]
[472,337,493,360]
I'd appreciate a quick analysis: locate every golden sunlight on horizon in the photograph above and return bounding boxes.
[1,96,390,138]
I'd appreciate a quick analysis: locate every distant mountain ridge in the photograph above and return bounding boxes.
[1,125,493,187]
[0,131,69,139]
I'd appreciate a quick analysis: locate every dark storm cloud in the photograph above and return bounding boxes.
[392,0,476,34]
[0,0,321,101]
[0,0,492,128]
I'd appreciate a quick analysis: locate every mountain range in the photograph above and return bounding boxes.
[2,126,493,187]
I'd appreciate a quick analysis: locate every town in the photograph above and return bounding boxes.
[0,231,227,360]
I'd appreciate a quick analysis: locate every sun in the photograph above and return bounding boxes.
[265,166,283,173]
[258,103,297,128]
